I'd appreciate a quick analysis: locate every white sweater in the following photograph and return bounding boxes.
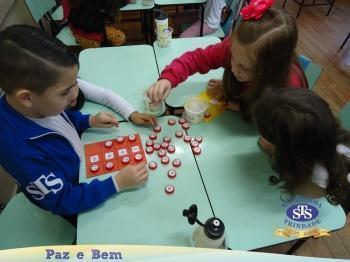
[78,78,136,120]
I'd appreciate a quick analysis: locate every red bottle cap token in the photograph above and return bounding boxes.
[167,169,177,178]
[149,132,157,140]
[175,130,183,138]
[168,118,176,125]
[161,156,170,165]
[190,141,199,148]
[182,123,190,130]
[90,164,99,172]
[116,136,124,143]
[172,159,181,167]
[158,149,167,157]
[195,136,203,143]
[104,140,113,148]
[128,135,136,142]
[165,185,175,194]
[134,153,143,161]
[146,140,154,147]
[192,147,201,155]
[163,136,171,143]
[153,143,161,150]
[122,156,130,164]
[184,135,191,143]
[167,145,175,153]
[146,146,154,154]
[179,118,186,124]
[148,161,157,170]
[161,142,169,149]
[153,125,162,133]
[105,161,114,170]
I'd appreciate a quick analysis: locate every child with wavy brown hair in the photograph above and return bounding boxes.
[146,0,307,120]
[254,88,350,207]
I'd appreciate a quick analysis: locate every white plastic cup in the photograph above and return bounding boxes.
[157,27,173,48]
[155,11,168,40]
[183,96,209,124]
[144,93,165,116]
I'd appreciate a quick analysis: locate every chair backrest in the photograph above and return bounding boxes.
[340,101,350,130]
[298,55,322,90]
[24,0,57,22]
[0,193,75,250]
[222,0,245,36]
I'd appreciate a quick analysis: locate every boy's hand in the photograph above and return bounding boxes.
[146,79,172,104]
[89,112,119,128]
[129,112,157,126]
[207,79,224,101]
[114,163,148,191]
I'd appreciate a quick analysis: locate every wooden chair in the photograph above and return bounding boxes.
[0,193,75,250]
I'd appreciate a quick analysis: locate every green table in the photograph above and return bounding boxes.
[121,0,154,10]
[77,116,213,246]
[187,111,347,250]
[78,45,162,121]
[153,37,225,108]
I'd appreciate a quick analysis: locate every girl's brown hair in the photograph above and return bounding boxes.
[223,8,306,120]
[253,88,350,205]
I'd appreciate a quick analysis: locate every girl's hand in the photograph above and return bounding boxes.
[129,112,157,126]
[258,136,276,157]
[114,163,148,191]
[207,79,224,101]
[146,79,172,104]
[222,101,240,112]
[89,112,119,128]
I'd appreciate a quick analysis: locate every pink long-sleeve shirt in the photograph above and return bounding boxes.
[160,37,307,90]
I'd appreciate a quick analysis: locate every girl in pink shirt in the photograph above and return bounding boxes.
[146,2,308,120]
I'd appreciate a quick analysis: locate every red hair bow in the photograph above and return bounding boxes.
[240,0,275,20]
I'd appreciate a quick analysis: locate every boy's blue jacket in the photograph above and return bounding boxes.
[0,96,117,215]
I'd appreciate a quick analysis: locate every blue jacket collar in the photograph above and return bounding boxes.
[0,96,62,140]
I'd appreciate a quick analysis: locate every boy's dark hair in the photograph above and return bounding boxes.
[0,25,78,95]
[253,88,350,205]
[223,8,307,120]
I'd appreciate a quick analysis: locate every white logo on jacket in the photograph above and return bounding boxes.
[26,173,64,200]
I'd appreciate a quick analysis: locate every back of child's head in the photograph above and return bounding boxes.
[0,25,78,95]
[253,88,350,204]
[223,7,301,119]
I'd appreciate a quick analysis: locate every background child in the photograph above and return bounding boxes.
[253,88,350,208]
[146,2,308,120]
[0,25,148,220]
[61,0,134,48]
[176,0,226,38]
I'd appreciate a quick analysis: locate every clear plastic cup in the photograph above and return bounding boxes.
[144,93,165,116]
[157,27,173,48]
[183,96,209,124]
